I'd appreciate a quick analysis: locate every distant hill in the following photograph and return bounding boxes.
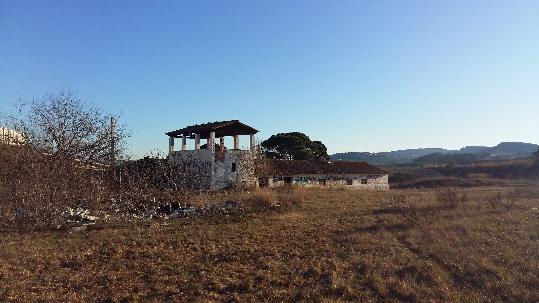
[413,153,482,166]
[482,142,538,158]
[459,146,488,154]
[331,142,538,165]
[331,148,450,165]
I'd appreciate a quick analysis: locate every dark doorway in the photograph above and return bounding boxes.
[258,177,269,187]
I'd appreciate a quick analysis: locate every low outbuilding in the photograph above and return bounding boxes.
[258,159,389,190]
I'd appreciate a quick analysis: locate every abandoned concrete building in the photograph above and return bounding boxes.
[166,120,389,191]
[166,120,259,190]
[258,160,389,190]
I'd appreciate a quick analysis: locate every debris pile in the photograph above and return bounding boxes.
[29,194,275,231]
[64,207,100,224]
[99,198,246,223]
[153,201,197,219]
[148,200,243,219]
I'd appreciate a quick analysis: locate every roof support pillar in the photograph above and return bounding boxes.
[208,131,215,151]
[168,137,174,154]
[219,137,225,152]
[250,134,256,151]
[181,135,187,150]
[195,134,200,150]
[233,135,239,149]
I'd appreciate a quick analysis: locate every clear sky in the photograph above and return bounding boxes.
[1,0,538,158]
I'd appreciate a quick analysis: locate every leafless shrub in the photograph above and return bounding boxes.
[508,186,539,200]
[242,190,277,210]
[11,90,128,163]
[435,188,468,209]
[386,191,427,226]
[387,191,408,207]
[102,150,198,219]
[241,187,304,211]
[279,187,305,207]
[487,190,520,211]
[0,90,129,229]
[0,145,109,229]
[502,193,518,211]
[487,192,503,209]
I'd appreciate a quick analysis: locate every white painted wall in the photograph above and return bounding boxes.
[212,150,256,189]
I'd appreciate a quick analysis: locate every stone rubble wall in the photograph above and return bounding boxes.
[168,150,214,189]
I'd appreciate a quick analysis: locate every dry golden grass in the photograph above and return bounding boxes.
[1,184,538,302]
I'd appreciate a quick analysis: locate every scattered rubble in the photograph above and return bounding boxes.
[50,197,259,230]
[70,225,88,232]
[148,200,243,219]
[154,201,197,219]
[15,207,28,220]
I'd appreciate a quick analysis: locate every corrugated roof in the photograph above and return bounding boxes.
[263,159,388,176]
[166,120,258,139]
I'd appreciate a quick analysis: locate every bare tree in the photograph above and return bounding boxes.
[0,90,129,229]
[12,90,128,164]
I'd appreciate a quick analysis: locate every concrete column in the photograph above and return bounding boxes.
[219,137,225,152]
[250,134,256,151]
[208,131,215,150]
[233,135,239,149]
[181,135,187,150]
[195,134,201,150]
[168,137,175,154]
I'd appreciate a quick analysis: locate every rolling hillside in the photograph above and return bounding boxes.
[331,142,538,165]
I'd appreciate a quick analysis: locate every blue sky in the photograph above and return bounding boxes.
[1,0,538,158]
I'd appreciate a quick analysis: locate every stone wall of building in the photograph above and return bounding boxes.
[213,150,256,189]
[169,149,257,190]
[365,175,389,190]
[168,149,214,189]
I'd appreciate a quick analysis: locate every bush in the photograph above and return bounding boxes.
[389,172,416,184]
[386,191,426,226]
[279,187,305,207]
[393,177,496,189]
[435,188,468,209]
[0,145,109,229]
[386,191,407,208]
[242,190,278,210]
[11,90,128,163]
[0,90,132,229]
[242,188,304,211]
[487,190,519,211]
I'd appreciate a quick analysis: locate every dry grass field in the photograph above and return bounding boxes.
[1,184,539,302]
